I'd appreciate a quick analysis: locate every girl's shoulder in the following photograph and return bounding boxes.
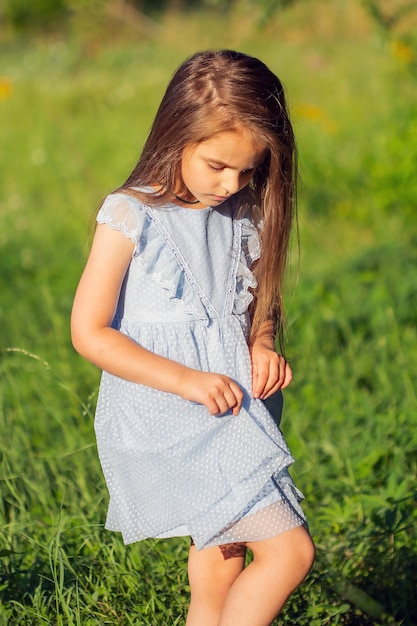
[97,190,152,244]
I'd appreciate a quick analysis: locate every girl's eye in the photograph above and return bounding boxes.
[207,164,255,174]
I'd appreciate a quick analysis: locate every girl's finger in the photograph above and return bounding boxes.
[206,398,222,415]
[280,362,293,390]
[214,397,229,416]
[260,356,292,398]
[228,382,244,414]
[259,362,280,399]
[252,363,270,398]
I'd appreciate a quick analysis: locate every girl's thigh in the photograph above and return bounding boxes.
[188,542,247,595]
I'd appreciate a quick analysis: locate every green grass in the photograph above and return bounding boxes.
[1,2,417,624]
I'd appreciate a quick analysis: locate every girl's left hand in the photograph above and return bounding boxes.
[250,338,293,400]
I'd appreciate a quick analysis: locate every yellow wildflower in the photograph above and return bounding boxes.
[0,77,13,100]
[294,103,338,134]
[392,40,414,64]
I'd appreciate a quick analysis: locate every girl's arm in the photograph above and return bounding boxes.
[249,320,292,399]
[71,224,243,416]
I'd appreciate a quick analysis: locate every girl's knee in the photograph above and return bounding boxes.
[249,525,315,582]
[296,528,315,577]
[285,526,315,578]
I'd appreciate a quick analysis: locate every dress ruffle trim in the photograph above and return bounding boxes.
[97,194,260,319]
[234,216,261,314]
[97,194,208,319]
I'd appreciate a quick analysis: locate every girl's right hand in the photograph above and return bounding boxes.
[178,370,244,417]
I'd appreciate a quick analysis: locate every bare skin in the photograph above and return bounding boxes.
[187,526,315,626]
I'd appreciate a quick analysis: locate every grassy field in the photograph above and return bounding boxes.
[1,1,417,624]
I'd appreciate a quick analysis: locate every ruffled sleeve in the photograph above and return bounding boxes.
[96,193,146,244]
[97,193,208,319]
[234,215,261,315]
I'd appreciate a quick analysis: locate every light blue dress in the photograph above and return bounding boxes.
[95,192,306,550]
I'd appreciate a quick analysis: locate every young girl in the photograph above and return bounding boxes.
[71,49,315,626]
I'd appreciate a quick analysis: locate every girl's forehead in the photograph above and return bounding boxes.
[193,130,266,164]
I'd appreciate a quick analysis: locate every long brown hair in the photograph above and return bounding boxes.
[118,50,297,351]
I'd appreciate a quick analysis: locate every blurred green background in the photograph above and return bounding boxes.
[1,1,417,624]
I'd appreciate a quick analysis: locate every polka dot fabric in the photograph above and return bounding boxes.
[95,192,306,550]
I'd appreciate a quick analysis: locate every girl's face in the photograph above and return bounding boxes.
[179,128,266,207]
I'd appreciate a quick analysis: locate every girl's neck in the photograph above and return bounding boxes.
[174,193,199,205]
[171,187,207,210]
[150,183,208,210]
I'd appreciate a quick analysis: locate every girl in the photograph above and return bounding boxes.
[71,49,315,626]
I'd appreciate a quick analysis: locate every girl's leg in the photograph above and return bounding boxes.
[218,525,315,626]
[186,543,246,626]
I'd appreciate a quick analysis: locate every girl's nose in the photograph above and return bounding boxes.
[222,171,241,195]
